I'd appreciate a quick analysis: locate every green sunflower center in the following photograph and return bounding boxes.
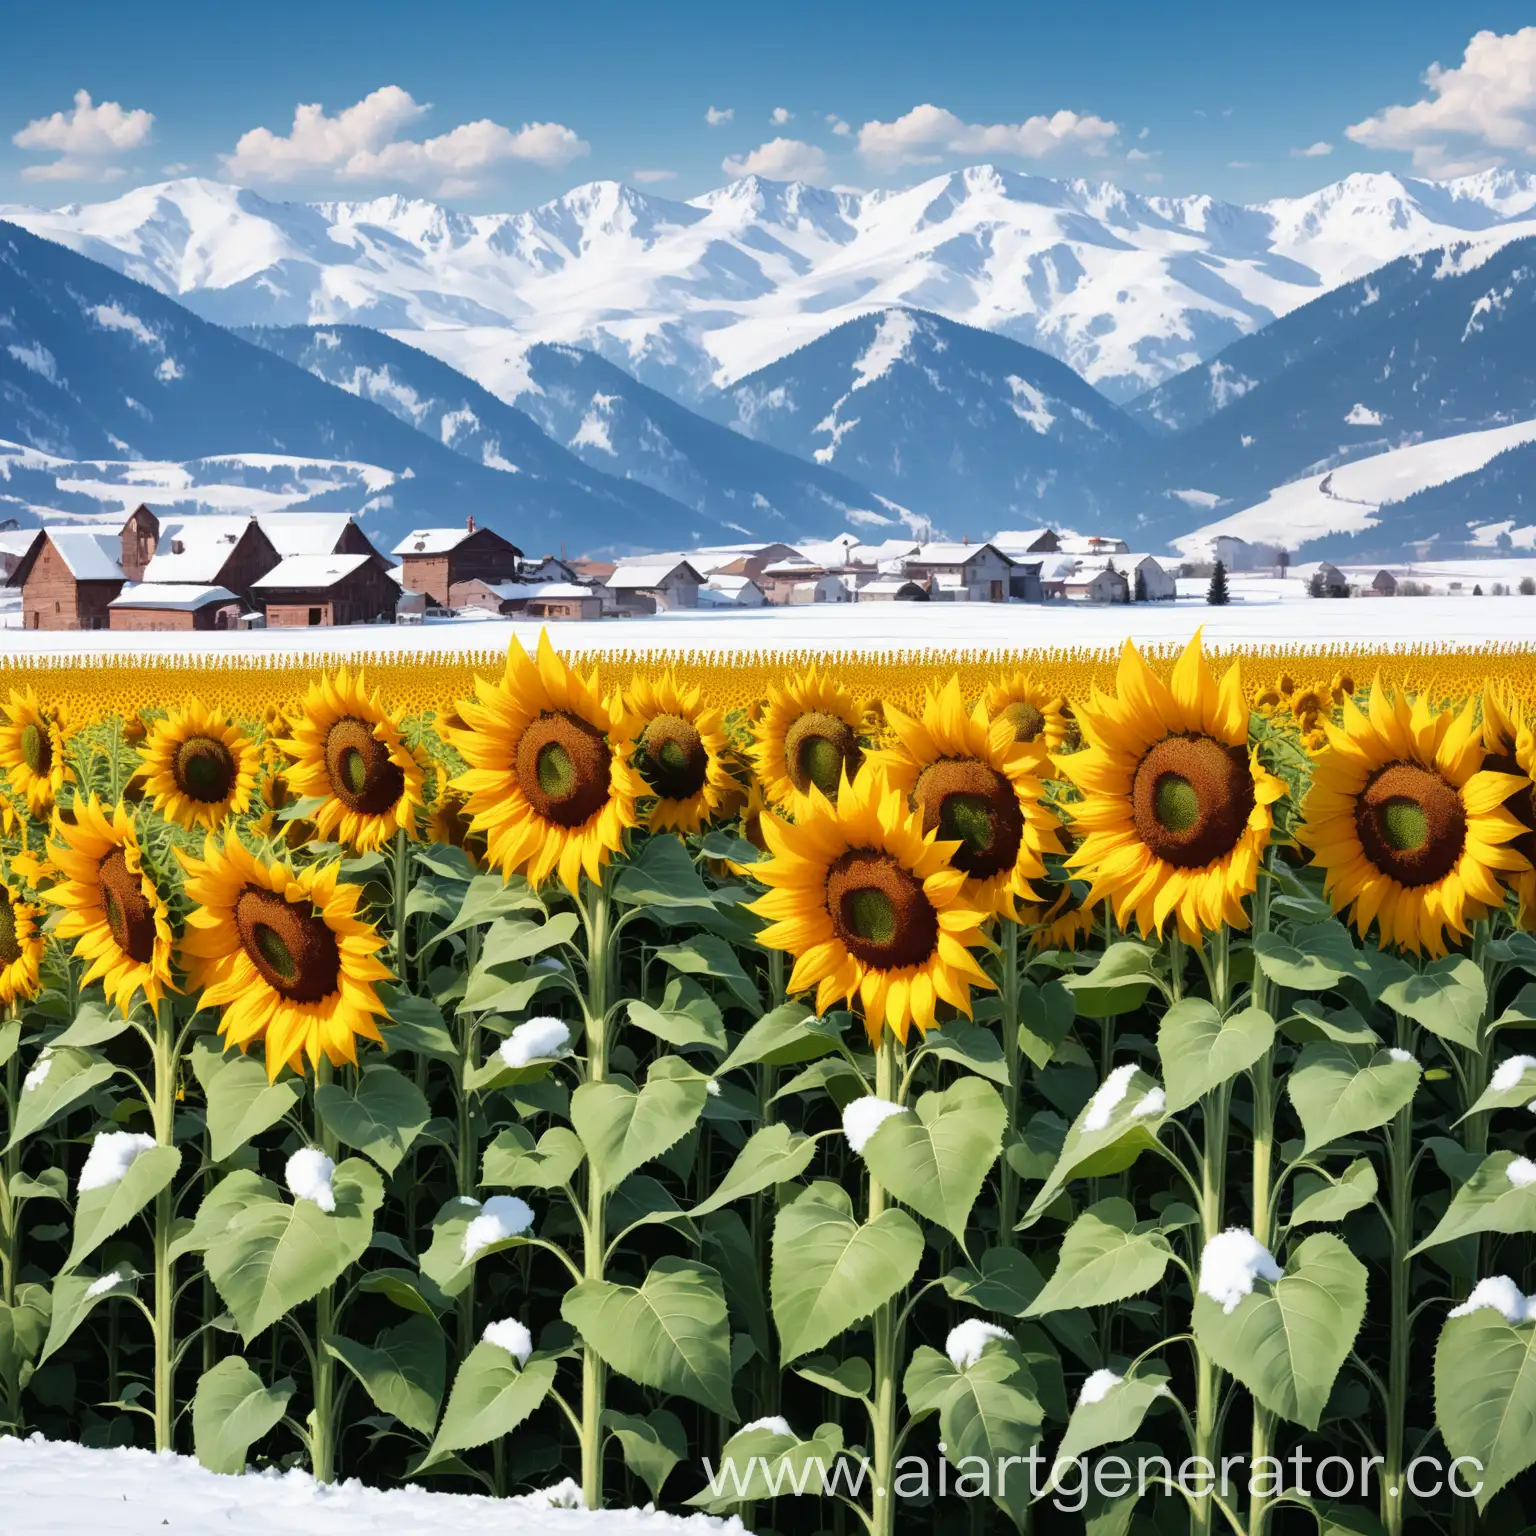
[826,848,939,971]
[98,848,157,965]
[1356,762,1466,888]
[324,717,406,817]
[234,886,341,1002]
[1130,734,1256,869]
[784,711,862,799]
[516,710,613,828]
[911,757,1025,880]
[636,714,709,802]
[1001,700,1045,743]
[173,734,237,804]
[20,721,50,777]
[0,896,21,966]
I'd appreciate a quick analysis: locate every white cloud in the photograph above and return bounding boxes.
[1227,160,1255,169]
[770,106,793,125]
[19,159,129,183]
[705,106,734,127]
[222,86,587,192]
[856,103,1118,170]
[827,115,851,137]
[1347,27,1536,175]
[161,162,192,175]
[1138,126,1151,140]
[14,90,153,155]
[722,136,830,183]
[632,167,678,183]
[1126,147,1155,162]
[1292,140,1334,157]
[13,89,153,182]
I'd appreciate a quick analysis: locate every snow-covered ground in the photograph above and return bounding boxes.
[0,1436,743,1536]
[1176,417,1536,554]
[2,583,1535,661]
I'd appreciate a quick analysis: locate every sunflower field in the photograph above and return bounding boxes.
[1,631,1534,1536]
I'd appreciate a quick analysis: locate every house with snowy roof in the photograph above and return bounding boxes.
[393,516,525,605]
[109,584,246,632]
[7,506,161,630]
[901,542,1016,602]
[253,553,401,628]
[605,559,703,614]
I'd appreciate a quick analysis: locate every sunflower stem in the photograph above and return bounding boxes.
[1248,856,1278,1536]
[391,828,410,987]
[998,917,1024,1240]
[1191,926,1231,1536]
[1381,1010,1416,1536]
[866,1031,900,1536]
[579,875,613,1511]
[310,1057,339,1484]
[150,995,177,1453]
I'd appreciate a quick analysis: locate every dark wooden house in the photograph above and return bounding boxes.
[392,517,525,605]
[252,554,401,627]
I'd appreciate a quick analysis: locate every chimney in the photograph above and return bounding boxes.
[963,533,969,546]
[466,514,476,534]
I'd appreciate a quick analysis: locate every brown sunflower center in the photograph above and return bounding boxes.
[324,717,406,816]
[0,896,20,966]
[636,713,708,801]
[1000,700,1046,743]
[1131,734,1256,868]
[825,848,939,970]
[20,721,50,777]
[172,734,237,804]
[233,886,341,1002]
[784,711,862,799]
[98,848,157,964]
[911,757,1024,879]
[1355,761,1466,888]
[515,710,612,827]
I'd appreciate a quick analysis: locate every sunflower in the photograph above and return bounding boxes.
[983,672,1070,752]
[871,676,1060,918]
[1480,686,1536,921]
[426,786,486,868]
[446,632,641,894]
[1021,879,1100,952]
[0,690,69,818]
[44,797,173,1015]
[623,671,737,835]
[751,665,866,817]
[748,767,994,1044]
[277,669,424,852]
[1056,635,1287,943]
[178,834,391,1078]
[137,700,260,832]
[1297,685,1530,955]
[0,878,43,1005]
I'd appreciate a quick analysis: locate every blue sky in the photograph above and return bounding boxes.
[3,3,1535,208]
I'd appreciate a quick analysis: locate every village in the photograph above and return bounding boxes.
[0,507,1515,632]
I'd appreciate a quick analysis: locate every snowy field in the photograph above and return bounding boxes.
[1,584,1535,662]
[0,1437,744,1536]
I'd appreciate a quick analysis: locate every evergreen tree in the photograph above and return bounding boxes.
[1207,558,1230,606]
[1308,570,1326,599]
[1134,566,1147,602]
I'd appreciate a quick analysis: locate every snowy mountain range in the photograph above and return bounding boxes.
[8,167,1536,407]
[5,165,1536,561]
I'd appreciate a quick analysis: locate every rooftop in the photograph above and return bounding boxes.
[255,513,360,558]
[607,560,702,588]
[252,553,373,590]
[144,516,256,584]
[392,527,475,556]
[41,528,123,582]
[109,583,240,611]
[907,541,1013,566]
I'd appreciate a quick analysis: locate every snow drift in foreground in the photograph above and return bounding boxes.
[0,1435,748,1536]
